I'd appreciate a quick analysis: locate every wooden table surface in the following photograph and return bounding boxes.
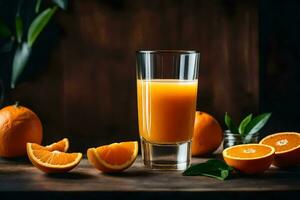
[0,156,300,199]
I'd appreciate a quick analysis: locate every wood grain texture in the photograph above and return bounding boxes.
[0,156,299,199]
[8,0,259,151]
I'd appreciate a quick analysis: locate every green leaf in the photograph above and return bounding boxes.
[52,0,68,10]
[11,43,31,89]
[27,6,57,47]
[225,113,239,134]
[243,133,256,144]
[35,0,42,13]
[201,170,229,181]
[0,18,11,38]
[239,114,252,136]
[244,113,272,136]
[183,159,233,180]
[16,15,23,43]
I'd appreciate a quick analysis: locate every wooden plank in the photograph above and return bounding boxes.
[0,156,299,193]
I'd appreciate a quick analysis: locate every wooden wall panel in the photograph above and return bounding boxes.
[9,0,259,151]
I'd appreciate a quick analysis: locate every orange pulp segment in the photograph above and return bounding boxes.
[223,144,275,174]
[44,138,69,152]
[260,132,300,168]
[27,143,82,173]
[260,132,300,153]
[224,144,274,159]
[87,141,138,173]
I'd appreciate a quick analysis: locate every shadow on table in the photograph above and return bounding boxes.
[232,165,300,180]
[192,152,223,159]
[102,170,156,178]
[46,171,96,180]
[0,157,31,164]
[276,165,300,172]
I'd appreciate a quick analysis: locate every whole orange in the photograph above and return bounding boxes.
[0,103,43,157]
[192,111,223,156]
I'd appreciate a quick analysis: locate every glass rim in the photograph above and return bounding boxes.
[136,50,200,54]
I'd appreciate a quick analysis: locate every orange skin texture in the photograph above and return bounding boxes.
[223,154,274,174]
[192,111,223,156]
[0,105,42,157]
[273,147,300,168]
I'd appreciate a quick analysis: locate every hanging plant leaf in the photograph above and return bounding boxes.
[35,0,42,13]
[52,0,68,10]
[27,6,57,47]
[11,43,31,89]
[15,15,23,43]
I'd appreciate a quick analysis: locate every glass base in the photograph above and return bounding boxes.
[141,138,191,170]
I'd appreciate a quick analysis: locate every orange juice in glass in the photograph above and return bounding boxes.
[136,50,199,170]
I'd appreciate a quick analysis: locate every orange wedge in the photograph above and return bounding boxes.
[223,144,275,174]
[87,141,138,173]
[40,138,69,152]
[27,142,82,173]
[260,132,300,168]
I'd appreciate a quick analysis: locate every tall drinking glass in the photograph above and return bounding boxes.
[136,50,200,170]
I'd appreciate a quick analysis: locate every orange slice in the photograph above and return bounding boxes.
[39,138,69,152]
[27,142,82,173]
[260,132,300,168]
[223,144,275,174]
[87,141,138,173]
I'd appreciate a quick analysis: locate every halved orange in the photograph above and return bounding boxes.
[223,144,275,174]
[260,132,300,168]
[87,141,138,173]
[27,142,82,173]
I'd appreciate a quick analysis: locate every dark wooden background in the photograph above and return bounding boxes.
[259,0,300,134]
[2,0,260,151]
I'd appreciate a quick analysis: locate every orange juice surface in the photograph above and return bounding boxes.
[137,79,198,144]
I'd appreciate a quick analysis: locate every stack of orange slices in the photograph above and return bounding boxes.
[27,138,82,173]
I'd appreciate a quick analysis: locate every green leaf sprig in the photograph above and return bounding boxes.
[225,112,272,142]
[183,159,233,181]
[27,6,58,48]
[8,0,68,89]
